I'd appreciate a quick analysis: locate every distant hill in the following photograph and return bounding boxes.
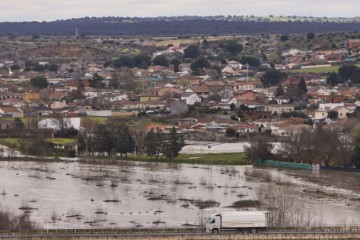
[1,16,360,36]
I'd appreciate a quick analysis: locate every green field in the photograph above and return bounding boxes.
[0,138,76,149]
[89,152,248,165]
[48,138,76,145]
[289,64,360,74]
[289,66,340,74]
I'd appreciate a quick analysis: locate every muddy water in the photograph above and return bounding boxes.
[0,161,359,229]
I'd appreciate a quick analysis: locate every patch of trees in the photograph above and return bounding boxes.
[280,127,354,167]
[54,127,78,138]
[30,76,49,89]
[327,64,360,86]
[260,69,287,87]
[18,136,53,157]
[223,40,243,55]
[76,120,185,160]
[190,58,210,76]
[244,136,274,162]
[240,56,260,67]
[184,45,201,59]
[105,55,152,69]
[144,127,184,160]
[1,18,360,36]
[24,61,58,72]
[245,122,360,168]
[153,55,170,67]
[87,122,135,157]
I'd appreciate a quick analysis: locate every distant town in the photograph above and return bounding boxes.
[0,32,360,166]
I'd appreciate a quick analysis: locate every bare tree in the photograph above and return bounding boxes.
[78,117,97,156]
[281,127,353,166]
[257,182,317,228]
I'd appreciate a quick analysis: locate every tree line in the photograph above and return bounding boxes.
[1,19,360,36]
[77,120,185,160]
[245,121,360,168]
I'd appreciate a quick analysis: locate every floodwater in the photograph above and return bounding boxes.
[0,161,360,229]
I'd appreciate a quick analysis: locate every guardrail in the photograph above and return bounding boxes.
[1,226,360,236]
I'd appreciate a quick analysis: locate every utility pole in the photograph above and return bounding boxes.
[246,63,249,81]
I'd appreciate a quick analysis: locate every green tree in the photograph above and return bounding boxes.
[114,124,135,157]
[297,77,307,97]
[327,72,340,86]
[184,45,201,59]
[171,58,181,73]
[113,56,134,68]
[161,127,185,160]
[240,56,260,67]
[13,118,24,129]
[144,128,164,159]
[275,84,284,97]
[46,64,58,72]
[10,65,20,71]
[93,124,114,155]
[133,54,151,69]
[350,68,360,84]
[30,76,49,89]
[89,73,103,88]
[225,128,236,138]
[327,110,339,121]
[224,40,243,55]
[202,38,209,47]
[280,34,289,42]
[338,64,358,82]
[76,133,87,155]
[190,58,210,75]
[261,69,287,87]
[306,32,315,40]
[153,55,170,67]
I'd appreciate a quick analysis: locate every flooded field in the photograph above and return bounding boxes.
[0,160,360,229]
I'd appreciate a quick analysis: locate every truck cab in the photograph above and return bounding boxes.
[206,214,221,234]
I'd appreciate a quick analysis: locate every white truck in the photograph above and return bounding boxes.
[205,211,268,234]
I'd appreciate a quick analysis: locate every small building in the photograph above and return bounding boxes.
[234,90,257,101]
[180,92,201,105]
[264,104,294,115]
[0,107,23,118]
[333,106,351,119]
[138,94,160,102]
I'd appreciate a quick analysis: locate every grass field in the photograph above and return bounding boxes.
[289,64,360,74]
[289,66,340,74]
[0,138,76,148]
[48,138,76,145]
[90,152,248,165]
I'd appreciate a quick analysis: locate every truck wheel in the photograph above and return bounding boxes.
[212,229,219,234]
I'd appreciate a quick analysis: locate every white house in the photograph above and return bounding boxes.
[104,93,128,102]
[85,110,112,117]
[333,106,351,119]
[38,117,81,130]
[181,92,201,105]
[227,60,243,70]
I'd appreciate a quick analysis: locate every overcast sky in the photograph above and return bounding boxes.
[1,0,359,22]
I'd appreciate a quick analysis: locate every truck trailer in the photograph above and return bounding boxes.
[205,211,268,234]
